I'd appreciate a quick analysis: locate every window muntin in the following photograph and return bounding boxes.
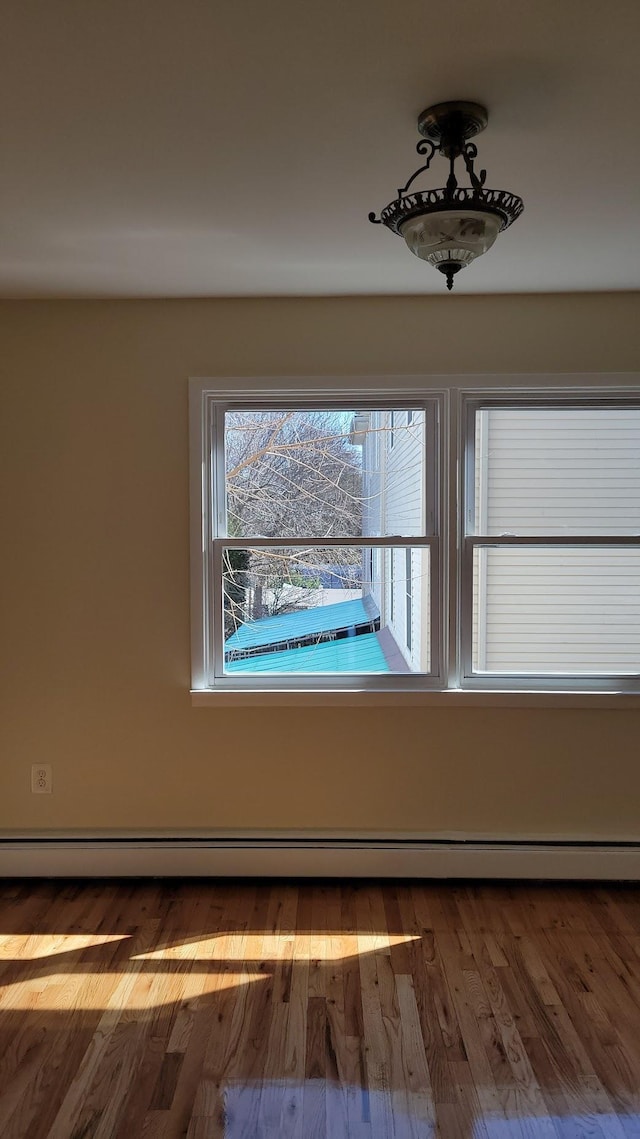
[463,397,640,688]
[201,398,441,689]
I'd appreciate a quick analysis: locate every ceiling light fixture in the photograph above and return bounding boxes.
[369,100,523,290]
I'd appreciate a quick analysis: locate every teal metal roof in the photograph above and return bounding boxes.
[225,597,375,652]
[225,631,390,674]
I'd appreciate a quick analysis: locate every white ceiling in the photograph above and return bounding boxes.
[1,0,639,298]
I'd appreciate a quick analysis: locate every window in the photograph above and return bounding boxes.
[190,389,440,692]
[190,381,640,696]
[462,397,640,690]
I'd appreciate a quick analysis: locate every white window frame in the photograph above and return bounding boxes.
[190,383,444,694]
[190,375,640,703]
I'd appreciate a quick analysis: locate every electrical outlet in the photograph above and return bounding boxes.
[31,764,53,794]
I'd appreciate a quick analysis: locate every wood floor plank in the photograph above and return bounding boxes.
[395,887,459,1107]
[279,900,309,1139]
[355,888,396,1137]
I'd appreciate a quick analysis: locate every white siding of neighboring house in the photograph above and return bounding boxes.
[473,408,640,674]
[361,410,428,671]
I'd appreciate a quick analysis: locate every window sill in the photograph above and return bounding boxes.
[191,688,640,709]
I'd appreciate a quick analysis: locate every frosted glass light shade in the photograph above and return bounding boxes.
[399,209,501,270]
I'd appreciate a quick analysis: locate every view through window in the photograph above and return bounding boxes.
[218,407,433,678]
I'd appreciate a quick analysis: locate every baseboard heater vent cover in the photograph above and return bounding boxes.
[1,838,639,879]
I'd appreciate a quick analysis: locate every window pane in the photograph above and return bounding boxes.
[222,545,430,675]
[474,407,640,535]
[472,546,640,674]
[224,408,426,539]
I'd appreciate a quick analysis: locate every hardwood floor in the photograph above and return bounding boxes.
[0,881,639,1137]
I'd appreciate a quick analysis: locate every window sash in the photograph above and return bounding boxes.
[212,399,439,541]
[460,536,640,689]
[210,537,440,685]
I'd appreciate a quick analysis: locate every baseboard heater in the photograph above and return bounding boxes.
[1,837,639,879]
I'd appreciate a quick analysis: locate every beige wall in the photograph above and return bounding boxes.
[1,293,639,838]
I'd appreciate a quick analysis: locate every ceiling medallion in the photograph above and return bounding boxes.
[369,100,524,290]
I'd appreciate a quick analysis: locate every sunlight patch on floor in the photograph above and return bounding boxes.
[0,933,129,959]
[2,970,267,1010]
[132,931,421,961]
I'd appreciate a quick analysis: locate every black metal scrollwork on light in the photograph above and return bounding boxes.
[461,143,487,191]
[397,139,437,198]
